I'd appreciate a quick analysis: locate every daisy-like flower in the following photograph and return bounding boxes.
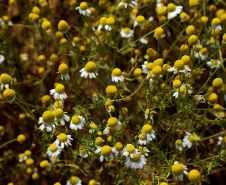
[125,153,147,169]
[58,63,70,81]
[19,153,27,162]
[0,15,13,26]
[134,15,145,27]
[0,54,5,64]
[38,110,56,132]
[47,143,62,157]
[3,89,16,103]
[141,124,155,142]
[142,61,154,74]
[154,27,165,40]
[112,142,124,156]
[95,136,104,149]
[89,122,98,133]
[167,3,183,19]
[175,140,183,151]
[53,100,64,110]
[54,133,73,148]
[70,115,86,130]
[211,18,222,31]
[111,68,124,82]
[171,161,188,181]
[0,73,12,89]
[95,145,114,162]
[67,176,82,185]
[218,136,226,147]
[137,133,149,145]
[107,117,122,131]
[20,53,28,61]
[54,108,70,126]
[92,93,98,101]
[80,61,98,79]
[139,146,150,156]
[199,47,208,61]
[50,84,68,100]
[173,86,186,99]
[97,17,107,31]
[167,60,191,74]
[122,144,139,158]
[144,108,156,119]
[140,37,149,44]
[88,180,101,185]
[104,17,115,31]
[206,59,221,69]
[76,2,91,16]
[183,132,200,149]
[120,27,134,38]
[213,104,225,120]
[118,0,137,8]
[79,145,90,158]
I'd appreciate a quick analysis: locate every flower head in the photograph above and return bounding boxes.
[50,84,68,100]
[39,110,56,132]
[172,161,188,181]
[70,115,85,130]
[80,61,98,78]
[76,2,91,16]
[183,132,200,148]
[95,145,114,162]
[54,133,73,148]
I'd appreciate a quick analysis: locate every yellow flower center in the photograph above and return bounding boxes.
[99,17,107,25]
[55,84,65,94]
[71,116,81,125]
[85,61,96,73]
[123,28,130,34]
[130,154,141,162]
[188,35,198,45]
[79,146,86,154]
[54,108,64,119]
[3,89,15,101]
[153,58,163,66]
[101,145,112,157]
[142,124,152,134]
[95,137,103,146]
[24,150,31,156]
[54,101,63,108]
[173,80,181,88]
[126,145,135,153]
[188,169,201,182]
[212,59,218,65]
[154,27,164,37]
[80,2,88,10]
[58,20,69,33]
[41,20,51,30]
[107,117,118,128]
[70,176,78,184]
[136,16,145,24]
[200,48,207,55]
[208,93,218,104]
[212,18,220,26]
[26,158,34,166]
[175,140,182,146]
[172,163,184,176]
[89,180,97,185]
[92,93,98,98]
[106,85,117,96]
[49,144,58,152]
[1,73,12,85]
[115,142,123,151]
[188,134,199,143]
[90,123,97,128]
[174,60,185,70]
[122,0,132,3]
[19,153,25,159]
[58,63,68,75]
[152,66,162,76]
[58,133,68,142]
[139,133,146,140]
[212,78,223,89]
[139,147,146,154]
[106,17,115,25]
[177,87,185,94]
[112,68,122,77]
[167,3,176,12]
[146,62,154,71]
[42,111,55,123]
[186,25,195,35]
[222,136,226,145]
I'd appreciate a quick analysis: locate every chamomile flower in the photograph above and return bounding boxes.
[112,68,124,82]
[206,59,221,69]
[145,108,156,119]
[66,176,82,185]
[80,61,98,79]
[54,108,70,126]
[141,124,155,142]
[79,145,90,158]
[138,133,148,145]
[0,73,12,89]
[175,140,183,151]
[47,143,62,157]
[182,83,193,94]
[118,0,137,8]
[142,61,154,74]
[70,115,86,130]
[54,133,73,148]
[38,110,56,132]
[125,153,147,169]
[97,17,107,31]
[167,60,191,74]
[199,47,208,60]
[58,63,70,80]
[112,142,124,156]
[183,132,200,149]
[134,15,145,27]
[120,28,134,38]
[122,144,139,158]
[0,55,5,64]
[76,2,91,16]
[218,136,226,147]
[95,145,114,162]
[53,100,64,110]
[104,17,115,31]
[188,169,201,183]
[167,3,183,19]
[89,122,97,133]
[107,117,122,131]
[92,93,98,101]
[171,161,188,181]
[154,27,165,39]
[95,137,104,149]
[211,18,222,31]
[20,53,28,61]
[213,104,225,119]
[19,153,27,162]
[139,146,150,156]
[50,84,68,100]
[88,180,101,185]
